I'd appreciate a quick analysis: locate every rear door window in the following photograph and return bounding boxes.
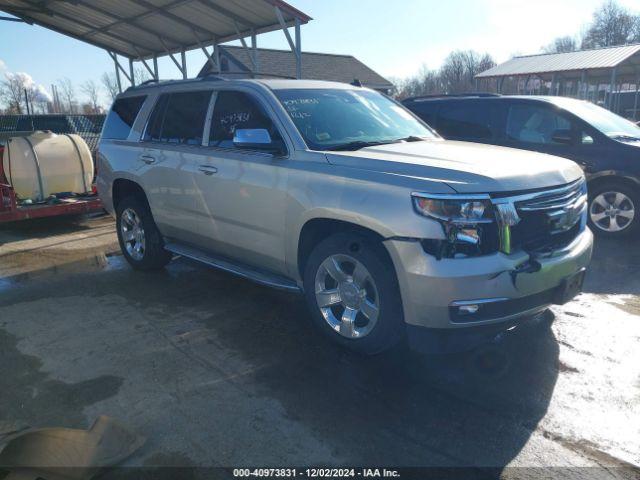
[209,91,281,149]
[102,96,147,140]
[437,101,496,140]
[143,94,170,142]
[159,91,212,145]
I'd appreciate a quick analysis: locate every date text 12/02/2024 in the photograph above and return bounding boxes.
[233,468,400,478]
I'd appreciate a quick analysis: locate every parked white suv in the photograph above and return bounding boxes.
[97,78,593,354]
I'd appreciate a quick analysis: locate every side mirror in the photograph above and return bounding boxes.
[233,128,284,155]
[551,129,574,145]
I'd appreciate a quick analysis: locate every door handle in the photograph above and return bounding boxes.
[139,154,156,164]
[198,165,218,175]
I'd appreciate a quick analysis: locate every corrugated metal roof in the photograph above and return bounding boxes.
[476,44,640,78]
[198,46,394,89]
[0,0,311,60]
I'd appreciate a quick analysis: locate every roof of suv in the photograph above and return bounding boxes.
[403,95,584,106]
[122,77,361,96]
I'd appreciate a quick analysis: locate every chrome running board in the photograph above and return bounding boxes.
[164,242,301,292]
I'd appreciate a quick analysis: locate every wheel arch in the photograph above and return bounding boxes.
[296,217,391,281]
[112,178,149,212]
[587,171,640,191]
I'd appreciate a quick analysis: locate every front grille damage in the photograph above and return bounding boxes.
[421,179,587,258]
[499,179,587,254]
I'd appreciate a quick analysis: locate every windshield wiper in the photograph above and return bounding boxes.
[394,135,428,142]
[325,140,399,151]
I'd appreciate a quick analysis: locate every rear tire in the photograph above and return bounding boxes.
[588,181,639,237]
[116,195,172,270]
[303,232,405,354]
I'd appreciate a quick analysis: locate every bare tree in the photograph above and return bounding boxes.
[543,36,578,53]
[581,0,640,48]
[392,50,496,99]
[80,79,101,113]
[57,77,77,113]
[0,73,27,113]
[101,72,119,102]
[133,66,151,85]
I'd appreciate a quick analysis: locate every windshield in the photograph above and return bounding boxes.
[552,98,640,140]
[274,88,436,150]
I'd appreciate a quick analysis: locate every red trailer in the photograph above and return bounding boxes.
[0,145,103,223]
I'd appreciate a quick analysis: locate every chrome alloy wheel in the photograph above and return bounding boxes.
[589,191,635,233]
[120,208,146,261]
[314,254,380,339]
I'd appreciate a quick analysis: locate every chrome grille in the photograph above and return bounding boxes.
[492,179,587,253]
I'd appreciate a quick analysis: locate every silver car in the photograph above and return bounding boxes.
[97,78,593,354]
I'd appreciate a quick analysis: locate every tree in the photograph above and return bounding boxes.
[0,72,51,114]
[581,0,640,48]
[101,72,119,102]
[0,72,26,113]
[392,50,495,99]
[80,79,101,113]
[133,66,151,85]
[57,77,77,113]
[543,36,578,53]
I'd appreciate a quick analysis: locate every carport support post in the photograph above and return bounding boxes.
[113,55,122,93]
[181,49,187,79]
[251,29,259,72]
[607,67,617,111]
[295,18,301,79]
[129,58,135,87]
[550,74,557,96]
[634,68,639,121]
[153,55,159,80]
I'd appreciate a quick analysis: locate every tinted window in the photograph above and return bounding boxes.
[437,102,494,139]
[160,91,212,145]
[144,94,170,142]
[506,104,572,144]
[102,96,146,140]
[406,102,438,127]
[209,91,281,148]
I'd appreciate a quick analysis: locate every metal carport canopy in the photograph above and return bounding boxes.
[0,0,311,60]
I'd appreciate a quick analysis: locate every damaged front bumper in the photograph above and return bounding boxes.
[384,227,593,331]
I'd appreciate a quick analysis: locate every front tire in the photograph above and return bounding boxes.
[588,181,638,237]
[303,232,405,354]
[116,196,172,270]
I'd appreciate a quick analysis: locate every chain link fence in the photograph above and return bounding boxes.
[0,114,106,161]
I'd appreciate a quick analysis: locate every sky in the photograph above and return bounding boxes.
[0,0,639,106]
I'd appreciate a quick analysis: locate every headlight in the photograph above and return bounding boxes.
[412,194,494,224]
[412,193,499,258]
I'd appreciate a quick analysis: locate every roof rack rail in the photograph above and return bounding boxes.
[124,78,160,92]
[198,71,296,80]
[404,93,501,102]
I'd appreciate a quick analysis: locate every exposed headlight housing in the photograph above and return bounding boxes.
[412,193,498,258]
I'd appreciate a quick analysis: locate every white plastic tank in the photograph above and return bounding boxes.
[2,131,94,201]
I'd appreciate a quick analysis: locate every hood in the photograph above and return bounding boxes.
[325,139,583,194]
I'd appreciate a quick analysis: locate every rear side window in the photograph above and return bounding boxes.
[160,91,212,144]
[437,101,495,140]
[143,91,211,144]
[102,96,147,140]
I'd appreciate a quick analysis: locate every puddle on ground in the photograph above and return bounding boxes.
[0,253,126,294]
